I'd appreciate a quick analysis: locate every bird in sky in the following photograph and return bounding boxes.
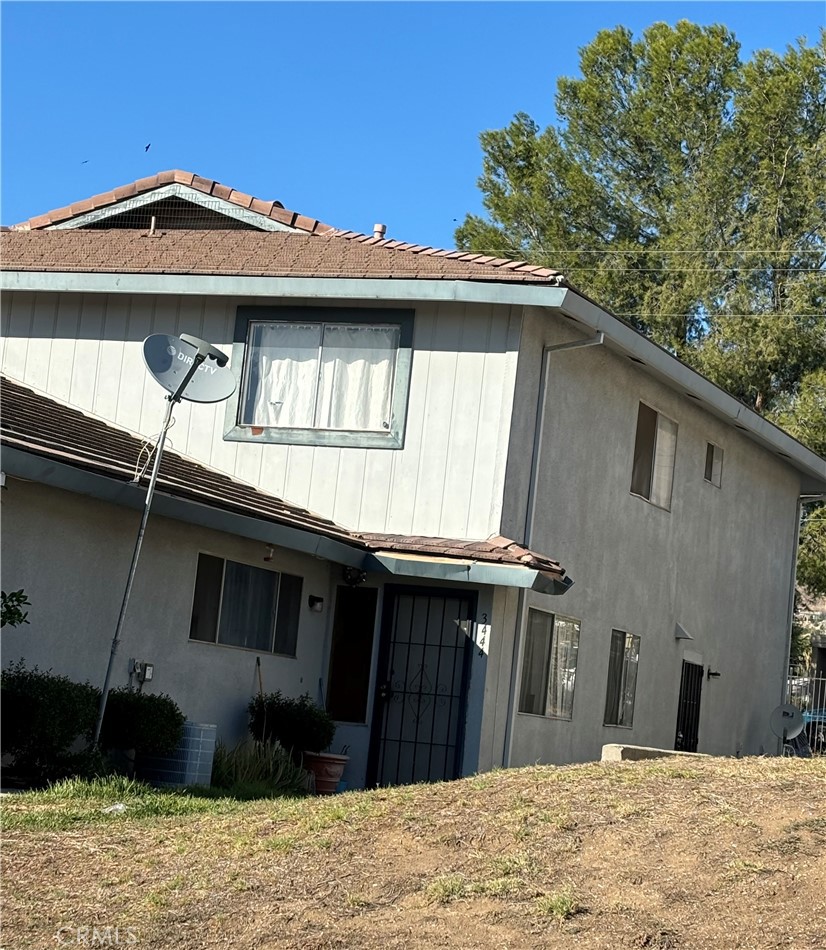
[81,160,88,164]
[145,143,151,152]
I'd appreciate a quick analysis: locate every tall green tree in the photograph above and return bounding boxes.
[457,20,826,596]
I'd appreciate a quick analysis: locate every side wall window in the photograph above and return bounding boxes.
[189,553,303,656]
[603,629,640,727]
[630,402,678,509]
[518,609,581,720]
[224,306,414,449]
[704,442,723,487]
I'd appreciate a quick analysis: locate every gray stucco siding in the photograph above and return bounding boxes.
[503,307,801,765]
[1,478,333,744]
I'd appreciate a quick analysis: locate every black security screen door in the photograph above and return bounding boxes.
[675,660,703,752]
[368,588,475,787]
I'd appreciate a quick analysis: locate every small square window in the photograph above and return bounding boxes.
[704,442,723,487]
[518,610,581,720]
[630,403,678,509]
[224,306,414,449]
[189,553,302,656]
[603,630,640,727]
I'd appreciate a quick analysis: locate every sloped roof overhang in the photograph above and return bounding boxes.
[1,377,573,592]
[2,268,823,492]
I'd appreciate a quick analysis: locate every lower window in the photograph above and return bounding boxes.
[189,553,303,656]
[603,630,640,727]
[518,609,581,719]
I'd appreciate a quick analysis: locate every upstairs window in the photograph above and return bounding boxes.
[630,403,678,509]
[518,609,581,720]
[603,630,640,727]
[189,554,302,656]
[704,442,723,487]
[225,307,414,449]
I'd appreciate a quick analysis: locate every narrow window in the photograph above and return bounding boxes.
[326,587,379,723]
[604,630,640,727]
[704,442,723,488]
[630,403,678,509]
[189,553,303,656]
[518,610,581,720]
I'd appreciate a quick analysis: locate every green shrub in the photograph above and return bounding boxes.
[100,687,185,756]
[1,589,31,628]
[211,738,308,799]
[248,691,335,759]
[1,662,100,781]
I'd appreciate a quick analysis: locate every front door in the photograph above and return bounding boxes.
[368,588,475,786]
[675,660,703,752]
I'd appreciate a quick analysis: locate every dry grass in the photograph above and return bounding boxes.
[3,756,826,949]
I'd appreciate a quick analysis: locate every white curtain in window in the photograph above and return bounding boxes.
[316,325,399,430]
[245,324,321,427]
[651,415,678,508]
[547,617,580,719]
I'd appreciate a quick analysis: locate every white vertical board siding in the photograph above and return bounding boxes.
[3,291,520,539]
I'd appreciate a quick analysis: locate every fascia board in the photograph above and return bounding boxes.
[0,270,569,307]
[1,445,366,567]
[362,552,572,594]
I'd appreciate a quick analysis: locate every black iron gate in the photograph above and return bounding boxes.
[675,660,703,752]
[368,588,475,786]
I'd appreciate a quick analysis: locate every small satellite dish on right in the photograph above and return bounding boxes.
[769,703,805,741]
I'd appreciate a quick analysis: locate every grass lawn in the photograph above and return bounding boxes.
[3,757,826,948]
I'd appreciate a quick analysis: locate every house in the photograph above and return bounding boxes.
[2,170,824,787]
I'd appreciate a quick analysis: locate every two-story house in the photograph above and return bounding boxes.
[2,170,824,787]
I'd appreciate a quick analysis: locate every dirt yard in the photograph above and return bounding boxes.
[3,756,825,949]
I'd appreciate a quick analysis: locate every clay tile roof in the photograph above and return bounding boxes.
[6,170,568,285]
[1,375,569,585]
[0,375,359,547]
[0,229,567,284]
[354,531,568,579]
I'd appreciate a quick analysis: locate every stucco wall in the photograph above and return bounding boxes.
[502,308,801,765]
[1,476,498,787]
[1,477,333,745]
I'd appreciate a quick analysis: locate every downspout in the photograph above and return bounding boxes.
[523,332,604,548]
[502,329,605,767]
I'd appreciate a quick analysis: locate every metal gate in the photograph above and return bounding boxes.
[675,660,703,753]
[368,588,474,786]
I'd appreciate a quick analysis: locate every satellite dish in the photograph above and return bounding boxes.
[143,334,236,403]
[769,703,805,740]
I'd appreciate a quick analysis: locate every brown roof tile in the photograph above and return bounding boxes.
[8,169,566,284]
[0,229,568,285]
[0,375,569,585]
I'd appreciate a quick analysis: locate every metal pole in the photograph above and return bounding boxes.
[93,354,206,746]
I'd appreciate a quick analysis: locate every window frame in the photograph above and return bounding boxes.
[188,552,303,657]
[704,441,723,488]
[224,305,414,449]
[603,629,641,728]
[517,608,581,721]
[630,401,678,510]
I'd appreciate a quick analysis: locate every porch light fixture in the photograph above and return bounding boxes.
[308,595,324,612]
[343,567,367,587]
[707,669,721,680]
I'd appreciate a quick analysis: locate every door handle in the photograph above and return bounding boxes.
[377,682,393,702]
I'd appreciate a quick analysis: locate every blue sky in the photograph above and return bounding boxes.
[2,1,823,249]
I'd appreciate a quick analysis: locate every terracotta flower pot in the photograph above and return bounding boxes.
[303,751,349,794]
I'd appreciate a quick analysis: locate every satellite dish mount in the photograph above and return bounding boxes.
[93,335,236,745]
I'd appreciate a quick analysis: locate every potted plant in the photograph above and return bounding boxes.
[248,691,348,794]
